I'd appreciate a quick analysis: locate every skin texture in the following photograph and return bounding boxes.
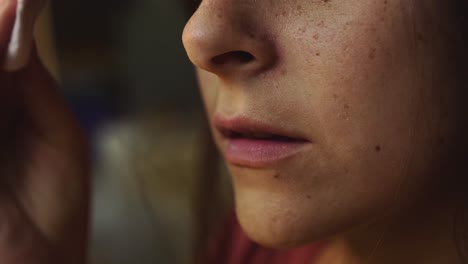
[183,0,467,263]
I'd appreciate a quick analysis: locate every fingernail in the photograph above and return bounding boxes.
[4,0,46,72]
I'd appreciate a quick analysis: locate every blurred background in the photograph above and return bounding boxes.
[35,1,232,263]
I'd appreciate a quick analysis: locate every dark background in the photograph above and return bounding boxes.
[34,1,229,263]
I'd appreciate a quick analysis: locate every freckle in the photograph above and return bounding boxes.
[280,68,287,76]
[297,5,302,11]
[317,20,325,27]
[333,93,339,99]
[216,13,222,18]
[368,47,376,60]
[344,168,350,174]
[315,52,320,56]
[273,174,280,179]
[344,104,350,109]
[282,10,287,16]
[416,32,427,44]
[307,195,312,199]
[375,145,382,152]
[313,34,320,40]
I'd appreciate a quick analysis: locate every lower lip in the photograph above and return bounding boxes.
[224,138,309,168]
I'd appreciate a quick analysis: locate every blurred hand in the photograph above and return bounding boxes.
[0,0,90,263]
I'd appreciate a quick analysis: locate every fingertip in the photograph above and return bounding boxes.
[3,0,46,72]
[0,0,17,60]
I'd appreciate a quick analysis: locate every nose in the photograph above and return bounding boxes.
[182,0,277,79]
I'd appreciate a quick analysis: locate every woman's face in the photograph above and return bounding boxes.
[183,0,465,247]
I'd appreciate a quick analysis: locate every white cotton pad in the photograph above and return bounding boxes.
[3,0,46,72]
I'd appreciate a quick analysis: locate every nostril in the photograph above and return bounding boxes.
[211,51,255,65]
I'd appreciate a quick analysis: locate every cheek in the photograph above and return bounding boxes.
[285,0,455,212]
[295,3,417,157]
[314,3,458,203]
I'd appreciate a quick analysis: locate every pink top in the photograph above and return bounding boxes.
[209,214,323,264]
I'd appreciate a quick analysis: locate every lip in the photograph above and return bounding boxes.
[213,115,311,168]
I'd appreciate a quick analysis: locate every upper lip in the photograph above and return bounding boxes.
[213,115,310,142]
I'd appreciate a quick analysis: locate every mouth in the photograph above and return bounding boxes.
[214,116,311,168]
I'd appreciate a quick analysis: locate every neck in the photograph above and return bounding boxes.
[316,194,465,264]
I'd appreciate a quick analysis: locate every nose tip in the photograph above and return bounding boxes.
[182,3,277,78]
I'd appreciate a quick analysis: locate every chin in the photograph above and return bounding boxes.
[233,188,340,249]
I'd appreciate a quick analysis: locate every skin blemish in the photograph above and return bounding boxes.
[416,32,428,45]
[368,47,376,60]
[316,52,320,56]
[375,145,382,152]
[344,104,350,109]
[307,195,312,200]
[273,173,281,179]
[313,33,320,40]
[280,68,287,76]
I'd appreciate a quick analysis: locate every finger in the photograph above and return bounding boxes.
[16,47,90,262]
[0,0,20,166]
[0,0,16,56]
[4,0,46,71]
[17,46,88,160]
